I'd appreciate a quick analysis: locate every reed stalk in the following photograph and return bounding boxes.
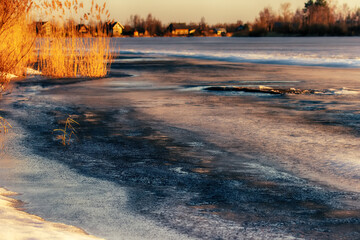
[53,116,79,146]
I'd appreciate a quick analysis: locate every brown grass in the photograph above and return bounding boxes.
[35,0,112,78]
[0,0,35,94]
[37,34,111,78]
[0,1,34,144]
[0,117,12,135]
[0,116,12,151]
[53,116,79,146]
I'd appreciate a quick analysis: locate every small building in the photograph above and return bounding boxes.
[35,21,53,36]
[168,23,189,36]
[105,22,124,37]
[188,28,196,35]
[236,25,245,31]
[236,24,252,32]
[214,28,227,36]
[76,24,90,35]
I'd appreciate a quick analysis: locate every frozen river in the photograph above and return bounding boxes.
[0,37,360,239]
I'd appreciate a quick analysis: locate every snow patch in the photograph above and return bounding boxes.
[26,68,42,75]
[0,188,103,240]
[0,72,18,80]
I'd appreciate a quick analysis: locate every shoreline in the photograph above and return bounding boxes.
[0,116,193,240]
[0,117,104,240]
[0,187,102,240]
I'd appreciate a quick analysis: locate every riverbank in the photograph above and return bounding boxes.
[0,187,102,240]
[0,115,192,240]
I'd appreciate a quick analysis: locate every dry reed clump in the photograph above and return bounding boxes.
[0,1,34,141]
[37,34,111,78]
[53,116,79,146]
[35,0,112,78]
[0,117,12,135]
[0,116,12,151]
[0,0,35,94]
[78,37,111,77]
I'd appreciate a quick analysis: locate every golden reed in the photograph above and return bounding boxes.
[0,0,35,94]
[35,0,113,78]
[53,116,80,146]
[0,0,113,91]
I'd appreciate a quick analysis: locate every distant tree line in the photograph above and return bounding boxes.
[121,0,360,37]
[122,14,163,36]
[121,14,248,37]
[250,0,360,36]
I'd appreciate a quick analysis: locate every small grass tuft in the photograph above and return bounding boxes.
[0,117,12,135]
[0,116,12,152]
[53,116,80,146]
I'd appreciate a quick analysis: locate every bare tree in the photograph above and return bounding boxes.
[200,17,207,31]
[258,7,275,31]
[303,0,333,25]
[280,3,292,22]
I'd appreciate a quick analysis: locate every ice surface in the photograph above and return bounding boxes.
[113,37,360,68]
[1,38,360,239]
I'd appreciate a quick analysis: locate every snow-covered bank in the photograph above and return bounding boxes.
[0,68,42,85]
[0,188,102,240]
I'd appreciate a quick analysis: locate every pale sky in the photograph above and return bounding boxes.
[34,0,359,25]
[98,0,359,25]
